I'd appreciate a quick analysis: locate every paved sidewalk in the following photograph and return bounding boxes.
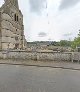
[0,59,80,70]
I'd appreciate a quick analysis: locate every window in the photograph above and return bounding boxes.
[15,43,19,49]
[15,36,18,40]
[14,14,16,21]
[17,16,18,21]
[14,14,18,22]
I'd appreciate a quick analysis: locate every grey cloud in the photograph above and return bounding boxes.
[29,0,46,14]
[38,32,47,37]
[63,33,73,37]
[59,0,80,10]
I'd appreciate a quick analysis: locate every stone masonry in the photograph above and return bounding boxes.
[0,0,26,50]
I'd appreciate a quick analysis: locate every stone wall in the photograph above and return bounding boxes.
[72,52,80,62]
[37,52,72,61]
[0,50,72,61]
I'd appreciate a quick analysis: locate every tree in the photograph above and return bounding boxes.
[71,30,80,49]
[50,41,60,46]
[60,40,71,47]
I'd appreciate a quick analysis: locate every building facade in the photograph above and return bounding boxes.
[0,0,26,50]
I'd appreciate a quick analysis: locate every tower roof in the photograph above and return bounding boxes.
[4,0,19,8]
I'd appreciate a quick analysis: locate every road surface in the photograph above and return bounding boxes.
[0,64,80,92]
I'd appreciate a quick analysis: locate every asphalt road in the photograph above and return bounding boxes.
[0,64,80,92]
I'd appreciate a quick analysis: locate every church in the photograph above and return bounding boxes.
[0,0,26,50]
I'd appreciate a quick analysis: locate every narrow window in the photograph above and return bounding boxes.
[17,16,18,21]
[14,14,16,21]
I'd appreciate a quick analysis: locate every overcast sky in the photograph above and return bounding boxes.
[0,0,80,42]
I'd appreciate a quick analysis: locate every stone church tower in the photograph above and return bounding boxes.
[0,0,26,50]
